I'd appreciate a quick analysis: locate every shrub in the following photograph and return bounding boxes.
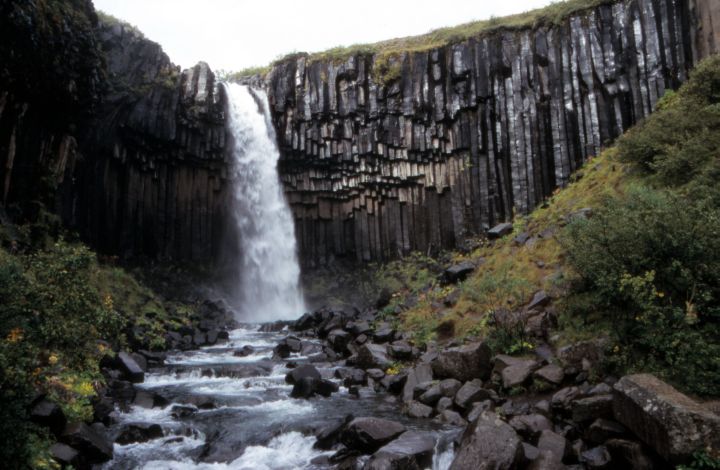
[562,187,720,394]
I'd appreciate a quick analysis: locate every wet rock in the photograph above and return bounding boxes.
[357,343,391,370]
[61,422,113,464]
[444,261,475,283]
[405,401,433,419]
[50,443,79,467]
[315,414,354,450]
[171,404,198,419]
[115,352,145,383]
[285,364,321,384]
[435,409,467,426]
[450,411,521,470]
[336,367,367,387]
[572,395,613,423]
[291,377,339,398]
[30,399,66,437]
[454,379,491,409]
[488,222,514,240]
[341,417,406,454]
[432,342,492,382]
[364,431,435,470]
[613,373,720,464]
[534,364,565,386]
[115,423,164,444]
[130,352,148,372]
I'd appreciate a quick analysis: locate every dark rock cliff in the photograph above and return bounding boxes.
[1,0,719,265]
[70,20,229,260]
[266,0,710,267]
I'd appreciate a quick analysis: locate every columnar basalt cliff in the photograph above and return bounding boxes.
[71,20,229,260]
[266,0,715,266]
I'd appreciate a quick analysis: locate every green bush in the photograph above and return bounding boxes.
[562,187,720,395]
[0,240,124,466]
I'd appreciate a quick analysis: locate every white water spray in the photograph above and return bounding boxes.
[224,83,305,321]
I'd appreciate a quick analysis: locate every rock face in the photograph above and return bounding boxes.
[265,0,704,266]
[612,373,720,464]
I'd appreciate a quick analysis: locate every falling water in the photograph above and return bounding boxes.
[224,83,305,321]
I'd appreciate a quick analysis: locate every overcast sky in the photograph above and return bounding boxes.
[92,0,555,72]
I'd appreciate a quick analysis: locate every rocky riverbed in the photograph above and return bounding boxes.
[32,299,720,469]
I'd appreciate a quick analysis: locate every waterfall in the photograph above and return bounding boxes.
[224,83,306,321]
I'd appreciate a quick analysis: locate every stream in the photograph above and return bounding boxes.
[103,325,459,469]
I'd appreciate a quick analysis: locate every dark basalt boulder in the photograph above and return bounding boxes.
[613,374,720,464]
[30,399,67,437]
[341,417,406,454]
[364,431,435,470]
[315,414,354,450]
[443,261,475,283]
[50,443,80,467]
[61,422,113,464]
[115,352,145,383]
[454,379,491,410]
[432,342,492,382]
[487,222,514,239]
[405,401,433,419]
[285,364,321,384]
[356,343,391,370]
[115,423,164,445]
[450,412,521,470]
[291,377,339,398]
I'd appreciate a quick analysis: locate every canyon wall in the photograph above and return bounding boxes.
[267,0,702,267]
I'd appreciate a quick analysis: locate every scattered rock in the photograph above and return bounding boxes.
[357,343,392,370]
[115,423,164,445]
[537,429,570,464]
[315,415,354,450]
[580,446,612,469]
[527,290,551,311]
[341,417,406,454]
[534,364,565,386]
[454,379,491,409]
[30,399,66,437]
[450,411,521,470]
[572,395,613,423]
[487,222,514,240]
[285,364,321,385]
[115,352,145,383]
[61,422,113,464]
[509,414,553,440]
[586,418,627,444]
[435,409,466,426]
[50,443,79,467]
[402,364,433,402]
[405,401,433,419]
[444,261,475,283]
[432,342,492,382]
[364,431,435,470]
[613,374,720,464]
[501,359,537,389]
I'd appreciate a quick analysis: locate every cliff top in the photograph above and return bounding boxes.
[229,0,615,80]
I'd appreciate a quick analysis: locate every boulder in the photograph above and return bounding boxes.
[315,415,354,450]
[115,352,144,383]
[439,378,462,397]
[534,364,565,385]
[388,341,413,360]
[435,409,467,426]
[405,401,433,419]
[501,359,537,389]
[467,400,494,423]
[605,439,655,470]
[328,329,352,354]
[61,422,113,464]
[364,431,435,470]
[580,446,612,469]
[586,418,627,444]
[613,374,720,464]
[402,364,433,402]
[115,423,164,444]
[450,412,521,470]
[454,379,491,409]
[357,343,391,370]
[557,339,607,370]
[373,326,396,344]
[509,414,553,440]
[341,417,406,454]
[171,404,198,419]
[234,345,255,357]
[444,261,475,283]
[436,396,453,413]
[30,399,66,437]
[290,377,339,398]
[572,395,614,423]
[285,364,321,385]
[418,384,443,406]
[50,443,79,467]
[527,290,551,311]
[537,429,570,464]
[487,222,514,239]
[432,342,492,382]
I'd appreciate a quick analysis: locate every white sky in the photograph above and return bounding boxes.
[92,0,555,71]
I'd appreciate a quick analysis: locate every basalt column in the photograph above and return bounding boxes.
[266,0,698,267]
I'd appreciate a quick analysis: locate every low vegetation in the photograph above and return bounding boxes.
[0,207,199,466]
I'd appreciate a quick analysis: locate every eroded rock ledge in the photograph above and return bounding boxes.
[266,0,707,266]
